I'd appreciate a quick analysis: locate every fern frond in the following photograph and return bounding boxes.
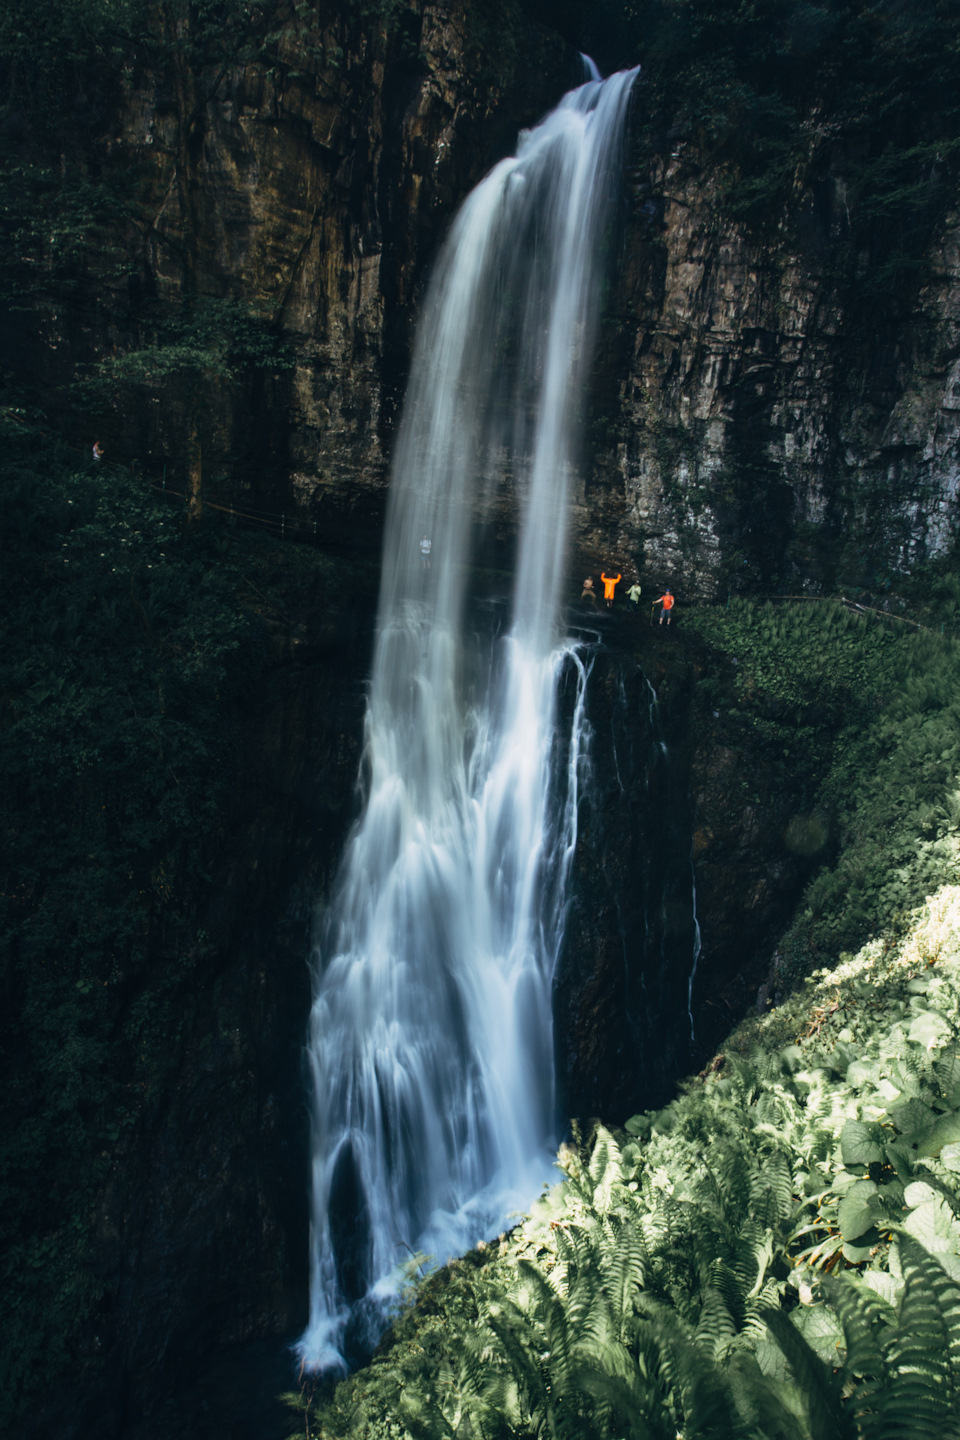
[822,1273,888,1380]
[706,1257,749,1331]
[724,1348,818,1440]
[752,1148,797,1231]
[869,1234,960,1440]
[639,1293,745,1438]
[571,1361,674,1440]
[695,1285,738,1361]
[587,1126,624,1212]
[481,1307,556,1436]
[761,1307,852,1440]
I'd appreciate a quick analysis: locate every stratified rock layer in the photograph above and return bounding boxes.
[586,146,960,595]
[46,2,574,543]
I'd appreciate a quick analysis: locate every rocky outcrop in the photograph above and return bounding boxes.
[581,146,960,596]
[45,1,574,543]
[555,615,820,1123]
[18,4,960,594]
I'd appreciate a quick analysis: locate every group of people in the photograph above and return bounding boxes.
[415,534,675,624]
[580,572,675,625]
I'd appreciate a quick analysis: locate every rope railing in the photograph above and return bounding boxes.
[143,479,949,637]
[146,481,322,541]
[729,591,937,635]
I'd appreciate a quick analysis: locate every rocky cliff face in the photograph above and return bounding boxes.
[582,147,960,597]
[49,1,574,541]
[14,0,960,592]
[23,6,960,592]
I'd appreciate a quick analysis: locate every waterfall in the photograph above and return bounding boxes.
[299,66,638,1372]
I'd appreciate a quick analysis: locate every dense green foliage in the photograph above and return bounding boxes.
[0,413,330,1427]
[688,595,960,980]
[0,414,243,1421]
[290,892,960,1438]
[290,598,960,1436]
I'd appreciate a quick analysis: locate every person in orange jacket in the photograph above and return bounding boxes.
[654,588,675,625]
[600,570,621,608]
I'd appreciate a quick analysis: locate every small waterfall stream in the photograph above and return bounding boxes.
[300,67,637,1370]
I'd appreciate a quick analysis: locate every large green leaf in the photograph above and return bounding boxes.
[841,1119,884,1167]
[940,1142,960,1174]
[918,1109,960,1158]
[790,1303,845,1365]
[888,1096,937,1145]
[903,1197,960,1282]
[909,1010,952,1050]
[842,1232,880,1263]
[839,1185,879,1242]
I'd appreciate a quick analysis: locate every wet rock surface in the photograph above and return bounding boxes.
[585,152,960,595]
[557,609,819,1122]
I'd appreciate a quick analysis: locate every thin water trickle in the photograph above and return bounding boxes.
[299,66,637,1371]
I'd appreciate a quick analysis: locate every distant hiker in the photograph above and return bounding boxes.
[626,581,642,610]
[655,589,675,625]
[601,570,621,608]
[580,576,597,605]
[419,534,432,568]
[92,440,103,462]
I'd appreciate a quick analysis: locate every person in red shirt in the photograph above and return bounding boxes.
[654,589,675,625]
[600,570,621,608]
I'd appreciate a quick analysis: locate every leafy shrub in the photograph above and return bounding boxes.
[687,598,960,976]
[293,888,960,1438]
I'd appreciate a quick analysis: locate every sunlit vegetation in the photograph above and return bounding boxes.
[291,890,960,1439]
[289,596,960,1437]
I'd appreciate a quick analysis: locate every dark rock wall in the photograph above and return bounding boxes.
[555,614,820,1124]
[38,1,574,544]
[13,4,960,588]
[36,590,375,1440]
[581,147,960,596]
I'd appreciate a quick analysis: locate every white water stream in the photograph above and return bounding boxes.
[300,67,637,1370]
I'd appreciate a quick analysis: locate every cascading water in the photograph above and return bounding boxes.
[300,65,638,1371]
